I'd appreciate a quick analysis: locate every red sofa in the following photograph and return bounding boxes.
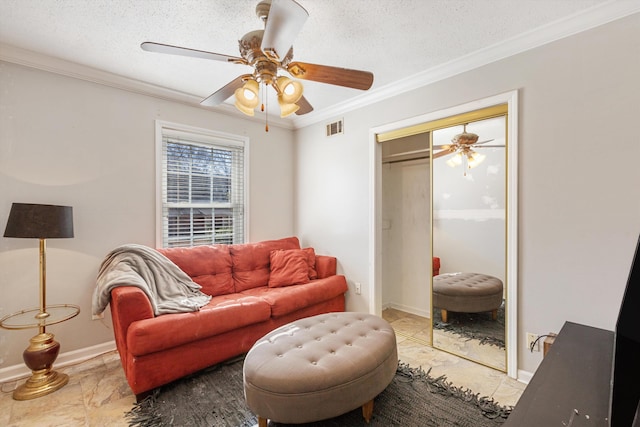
[108,236,348,399]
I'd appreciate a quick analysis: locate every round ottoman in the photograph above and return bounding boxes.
[433,272,503,323]
[243,312,398,426]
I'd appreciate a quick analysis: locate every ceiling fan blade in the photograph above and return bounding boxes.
[433,149,455,159]
[294,95,313,115]
[287,61,374,90]
[200,75,247,107]
[141,42,243,63]
[475,138,495,145]
[261,0,308,61]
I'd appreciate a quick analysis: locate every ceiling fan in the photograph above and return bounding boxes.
[432,124,498,170]
[141,0,374,124]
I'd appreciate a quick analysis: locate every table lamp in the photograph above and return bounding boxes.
[1,202,79,400]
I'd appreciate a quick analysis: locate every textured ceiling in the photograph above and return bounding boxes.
[0,0,634,126]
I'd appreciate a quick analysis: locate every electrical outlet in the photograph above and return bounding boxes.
[527,332,539,352]
[92,312,104,321]
[355,282,362,295]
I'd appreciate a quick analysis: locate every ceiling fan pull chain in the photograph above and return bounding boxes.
[264,83,269,132]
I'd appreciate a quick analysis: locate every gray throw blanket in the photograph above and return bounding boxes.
[92,244,212,316]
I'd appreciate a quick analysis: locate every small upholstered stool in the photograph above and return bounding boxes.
[433,272,503,323]
[243,312,398,426]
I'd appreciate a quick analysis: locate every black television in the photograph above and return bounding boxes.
[610,234,640,426]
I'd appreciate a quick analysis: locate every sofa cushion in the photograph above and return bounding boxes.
[230,236,301,292]
[241,275,348,318]
[126,293,271,356]
[158,245,234,297]
[268,249,310,288]
[302,248,318,280]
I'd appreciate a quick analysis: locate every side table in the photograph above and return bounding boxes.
[0,304,80,400]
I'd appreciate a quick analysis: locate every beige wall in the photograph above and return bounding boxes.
[0,62,295,368]
[295,13,640,375]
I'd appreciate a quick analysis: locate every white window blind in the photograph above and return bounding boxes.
[159,125,245,248]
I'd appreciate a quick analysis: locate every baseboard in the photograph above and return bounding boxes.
[0,340,117,383]
[517,369,533,384]
[385,302,430,319]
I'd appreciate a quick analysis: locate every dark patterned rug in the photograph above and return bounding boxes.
[126,356,511,427]
[433,302,506,349]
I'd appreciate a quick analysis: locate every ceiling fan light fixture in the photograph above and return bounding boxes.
[467,151,486,169]
[234,79,260,111]
[276,76,303,104]
[234,100,256,116]
[278,96,300,118]
[446,152,464,168]
[451,124,479,146]
[452,132,479,145]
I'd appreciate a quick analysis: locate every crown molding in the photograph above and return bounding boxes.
[290,1,640,129]
[0,43,294,130]
[0,42,199,104]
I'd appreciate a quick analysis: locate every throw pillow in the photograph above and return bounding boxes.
[302,247,318,280]
[268,249,311,288]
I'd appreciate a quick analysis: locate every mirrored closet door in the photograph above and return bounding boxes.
[430,107,507,371]
[379,101,513,373]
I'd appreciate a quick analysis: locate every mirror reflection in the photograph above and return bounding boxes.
[431,115,506,371]
[380,108,508,373]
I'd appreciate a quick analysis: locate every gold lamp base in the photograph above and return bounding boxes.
[13,332,68,400]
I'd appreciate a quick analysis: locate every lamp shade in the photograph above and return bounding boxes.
[4,203,74,239]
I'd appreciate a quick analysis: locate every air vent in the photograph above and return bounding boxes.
[326,119,344,137]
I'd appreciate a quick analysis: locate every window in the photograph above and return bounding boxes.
[156,122,248,248]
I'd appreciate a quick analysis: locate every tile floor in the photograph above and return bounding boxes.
[0,309,526,426]
[382,308,525,407]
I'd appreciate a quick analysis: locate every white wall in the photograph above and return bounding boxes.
[1,12,638,379]
[382,159,431,317]
[0,61,295,368]
[433,146,506,283]
[295,14,640,374]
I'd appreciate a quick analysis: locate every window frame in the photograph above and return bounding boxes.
[155,120,249,248]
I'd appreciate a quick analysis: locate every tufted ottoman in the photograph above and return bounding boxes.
[243,312,398,426]
[433,272,503,323]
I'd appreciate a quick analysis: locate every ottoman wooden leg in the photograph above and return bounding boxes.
[362,399,374,423]
[441,309,448,323]
[491,309,498,320]
[258,416,267,427]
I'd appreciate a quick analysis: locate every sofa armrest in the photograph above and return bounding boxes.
[109,287,154,365]
[433,256,441,276]
[315,255,337,279]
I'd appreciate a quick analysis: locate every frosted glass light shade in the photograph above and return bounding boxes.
[234,79,260,114]
[234,100,255,116]
[276,76,303,104]
[467,152,486,168]
[278,96,300,117]
[446,152,463,168]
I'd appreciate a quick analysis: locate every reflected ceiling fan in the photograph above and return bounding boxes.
[432,124,497,170]
[141,0,374,127]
